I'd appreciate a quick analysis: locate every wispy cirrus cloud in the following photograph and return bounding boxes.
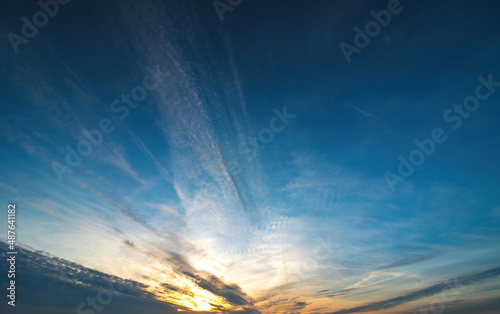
[328,267,500,314]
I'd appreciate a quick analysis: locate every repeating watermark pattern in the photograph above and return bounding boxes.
[258,233,339,313]
[76,282,124,314]
[291,235,340,283]
[385,74,499,192]
[412,278,465,314]
[238,107,297,164]
[7,0,72,53]
[212,0,243,21]
[51,65,167,182]
[339,0,405,63]
[198,106,296,199]
[6,203,17,307]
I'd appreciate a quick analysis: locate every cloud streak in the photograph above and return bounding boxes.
[329,266,500,314]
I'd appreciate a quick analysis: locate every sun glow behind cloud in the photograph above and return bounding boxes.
[1,0,500,313]
[152,281,225,312]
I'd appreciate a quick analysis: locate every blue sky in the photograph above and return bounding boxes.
[1,0,500,313]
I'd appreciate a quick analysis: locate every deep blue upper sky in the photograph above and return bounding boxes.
[1,0,499,313]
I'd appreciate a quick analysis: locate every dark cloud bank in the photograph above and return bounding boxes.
[0,241,258,314]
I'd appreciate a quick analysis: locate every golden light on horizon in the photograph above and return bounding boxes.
[142,275,232,313]
[181,296,213,311]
